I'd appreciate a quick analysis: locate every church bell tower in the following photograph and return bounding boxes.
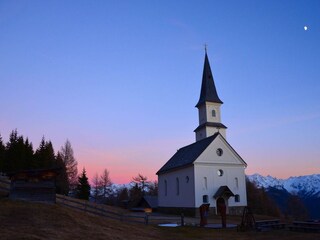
[194,51,227,141]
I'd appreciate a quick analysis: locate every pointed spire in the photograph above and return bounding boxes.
[195,51,223,108]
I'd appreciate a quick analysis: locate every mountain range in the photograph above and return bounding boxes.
[247,173,320,219]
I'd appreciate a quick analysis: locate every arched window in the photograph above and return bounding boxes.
[235,194,240,202]
[204,177,207,190]
[235,177,239,189]
[164,180,167,196]
[212,109,216,117]
[176,178,180,195]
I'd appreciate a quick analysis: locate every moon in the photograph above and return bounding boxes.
[304,26,308,31]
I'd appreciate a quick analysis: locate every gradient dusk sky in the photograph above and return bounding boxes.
[1,1,320,184]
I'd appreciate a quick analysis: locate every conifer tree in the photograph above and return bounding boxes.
[34,137,55,169]
[76,168,91,200]
[4,130,28,172]
[24,138,34,169]
[55,152,69,195]
[0,134,5,173]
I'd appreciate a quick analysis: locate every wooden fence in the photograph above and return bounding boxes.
[0,176,10,195]
[56,194,183,226]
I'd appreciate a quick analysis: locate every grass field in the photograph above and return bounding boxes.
[0,198,319,240]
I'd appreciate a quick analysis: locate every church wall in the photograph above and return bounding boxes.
[205,102,221,123]
[193,137,247,209]
[195,127,226,141]
[194,164,247,209]
[207,127,226,139]
[158,166,195,208]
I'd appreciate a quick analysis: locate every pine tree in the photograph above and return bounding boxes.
[116,187,129,207]
[24,138,34,169]
[76,168,91,200]
[34,137,55,169]
[4,130,27,172]
[0,134,5,173]
[60,140,78,192]
[55,152,69,195]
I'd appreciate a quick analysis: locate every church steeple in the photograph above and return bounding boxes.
[196,52,223,107]
[194,51,227,142]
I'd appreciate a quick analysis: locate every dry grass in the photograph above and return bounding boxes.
[0,198,319,240]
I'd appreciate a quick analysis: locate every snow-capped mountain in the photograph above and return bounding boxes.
[247,173,320,198]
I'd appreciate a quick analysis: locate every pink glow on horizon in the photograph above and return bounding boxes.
[74,138,186,184]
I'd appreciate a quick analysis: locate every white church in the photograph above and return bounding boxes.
[156,51,247,216]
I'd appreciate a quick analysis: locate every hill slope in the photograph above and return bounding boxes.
[1,198,319,240]
[0,199,161,240]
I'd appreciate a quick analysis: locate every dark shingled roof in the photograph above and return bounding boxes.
[143,196,158,209]
[156,133,219,175]
[195,52,223,107]
[194,122,227,132]
[213,186,235,199]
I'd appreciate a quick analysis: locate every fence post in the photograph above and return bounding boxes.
[181,213,184,226]
[145,213,149,225]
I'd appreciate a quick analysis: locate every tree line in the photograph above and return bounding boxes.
[0,130,78,196]
[0,130,157,206]
[246,178,309,220]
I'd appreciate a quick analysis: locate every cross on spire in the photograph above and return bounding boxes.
[204,43,208,53]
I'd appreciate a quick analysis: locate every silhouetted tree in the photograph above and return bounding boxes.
[92,173,102,202]
[0,134,5,172]
[76,168,91,200]
[4,130,31,172]
[129,183,142,207]
[24,138,34,169]
[148,181,158,196]
[60,140,78,193]
[55,152,69,195]
[34,137,55,169]
[132,173,150,195]
[100,168,112,199]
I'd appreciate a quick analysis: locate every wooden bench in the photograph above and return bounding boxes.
[255,219,285,231]
[288,221,320,233]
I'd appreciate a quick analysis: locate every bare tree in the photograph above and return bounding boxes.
[132,173,150,195]
[92,173,102,202]
[60,140,78,194]
[100,168,112,199]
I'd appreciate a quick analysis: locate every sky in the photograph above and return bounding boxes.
[1,0,320,184]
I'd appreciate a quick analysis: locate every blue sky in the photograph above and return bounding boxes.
[1,0,319,183]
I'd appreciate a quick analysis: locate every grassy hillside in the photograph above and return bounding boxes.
[0,199,318,240]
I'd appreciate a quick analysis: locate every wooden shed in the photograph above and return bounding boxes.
[8,168,60,203]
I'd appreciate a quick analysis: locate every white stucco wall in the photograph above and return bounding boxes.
[158,166,195,208]
[194,135,247,208]
[198,102,222,124]
[196,102,226,141]
[194,164,247,208]
[158,135,247,211]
